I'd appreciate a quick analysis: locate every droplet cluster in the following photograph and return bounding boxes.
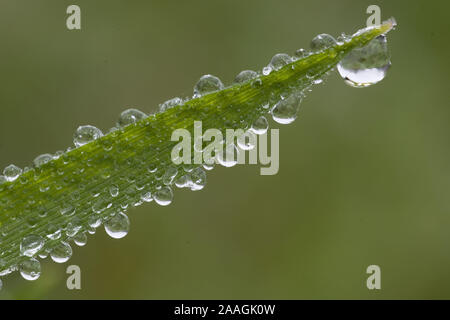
[0,24,392,288]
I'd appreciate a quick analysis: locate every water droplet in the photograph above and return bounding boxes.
[3,164,22,182]
[217,144,239,167]
[250,116,269,135]
[117,108,147,127]
[337,35,390,88]
[294,48,309,59]
[193,75,224,97]
[66,218,82,237]
[73,125,103,147]
[233,70,258,84]
[73,232,87,247]
[60,204,75,216]
[189,167,207,191]
[109,185,119,197]
[153,186,174,206]
[33,154,53,167]
[140,191,153,202]
[20,235,45,257]
[237,130,257,150]
[19,258,41,281]
[159,97,182,112]
[271,94,302,124]
[310,33,336,51]
[262,66,272,76]
[50,241,72,263]
[269,53,292,70]
[88,215,102,229]
[46,224,62,240]
[104,212,130,239]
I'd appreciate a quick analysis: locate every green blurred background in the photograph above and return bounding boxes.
[0,0,449,299]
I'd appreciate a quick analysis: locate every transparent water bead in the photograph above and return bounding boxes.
[20,235,45,257]
[189,167,207,191]
[337,35,390,88]
[153,186,174,206]
[193,75,224,97]
[117,108,147,127]
[74,232,87,246]
[104,212,130,239]
[3,164,22,182]
[269,53,292,70]
[233,70,258,84]
[271,94,302,124]
[217,144,239,168]
[294,48,309,59]
[73,125,103,147]
[237,130,257,150]
[50,241,73,263]
[33,154,53,167]
[19,258,41,281]
[310,33,336,51]
[250,116,269,135]
[159,97,182,112]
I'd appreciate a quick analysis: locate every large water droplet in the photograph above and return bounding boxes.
[20,235,45,257]
[19,258,41,281]
[310,34,336,51]
[337,35,390,88]
[73,125,103,147]
[271,94,302,124]
[50,241,73,263]
[3,164,22,182]
[233,70,258,84]
[117,108,147,127]
[193,75,224,97]
[189,167,207,191]
[237,130,257,150]
[73,232,87,247]
[269,53,292,70]
[153,186,174,206]
[104,212,130,239]
[217,144,239,167]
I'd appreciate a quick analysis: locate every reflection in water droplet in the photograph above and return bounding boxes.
[250,116,269,135]
[20,235,45,257]
[233,70,258,84]
[271,94,302,124]
[19,258,41,281]
[73,125,103,147]
[33,154,53,167]
[153,186,174,206]
[193,75,224,97]
[3,164,22,182]
[310,33,336,51]
[50,241,73,263]
[337,35,390,88]
[269,53,292,70]
[159,97,182,112]
[117,108,147,127]
[104,212,130,239]
[74,232,88,247]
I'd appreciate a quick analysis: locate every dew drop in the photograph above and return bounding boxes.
[159,97,182,112]
[117,108,147,127]
[337,35,390,88]
[140,191,153,202]
[237,130,257,150]
[19,258,41,281]
[189,167,207,191]
[20,235,45,257]
[250,116,269,135]
[217,144,239,168]
[233,70,258,84]
[73,232,87,247]
[104,212,130,239]
[73,125,103,147]
[50,241,72,263]
[193,75,224,97]
[3,164,22,182]
[46,224,62,240]
[269,53,292,70]
[109,185,119,197]
[153,186,174,206]
[294,48,309,59]
[33,154,53,167]
[271,94,302,124]
[310,33,336,51]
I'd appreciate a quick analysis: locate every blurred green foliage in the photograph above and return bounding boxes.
[0,0,449,299]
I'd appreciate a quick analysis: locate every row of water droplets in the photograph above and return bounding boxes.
[0,27,391,287]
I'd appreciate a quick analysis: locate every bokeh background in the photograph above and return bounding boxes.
[0,0,449,299]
